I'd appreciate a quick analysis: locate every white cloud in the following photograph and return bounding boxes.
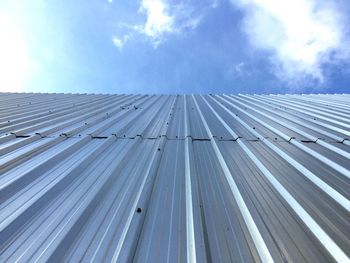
[136,0,204,46]
[112,37,124,50]
[138,0,174,40]
[230,0,350,85]
[112,0,212,49]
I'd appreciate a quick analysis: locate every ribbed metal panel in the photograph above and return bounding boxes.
[0,93,349,262]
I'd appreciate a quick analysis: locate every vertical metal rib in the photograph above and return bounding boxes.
[202,95,349,263]
[192,95,274,263]
[184,95,197,263]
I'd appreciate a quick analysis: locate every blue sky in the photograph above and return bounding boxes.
[0,0,350,94]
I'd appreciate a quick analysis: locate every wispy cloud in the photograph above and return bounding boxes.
[230,0,350,86]
[112,37,124,50]
[233,62,247,76]
[138,0,174,41]
[112,0,212,48]
[211,0,220,8]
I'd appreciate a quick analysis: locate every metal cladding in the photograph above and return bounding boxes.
[0,92,349,263]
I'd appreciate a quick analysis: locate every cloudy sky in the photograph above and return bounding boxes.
[0,0,350,94]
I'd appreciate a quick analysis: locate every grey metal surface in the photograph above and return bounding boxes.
[0,93,349,262]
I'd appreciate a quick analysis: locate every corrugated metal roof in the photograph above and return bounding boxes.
[0,92,349,262]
